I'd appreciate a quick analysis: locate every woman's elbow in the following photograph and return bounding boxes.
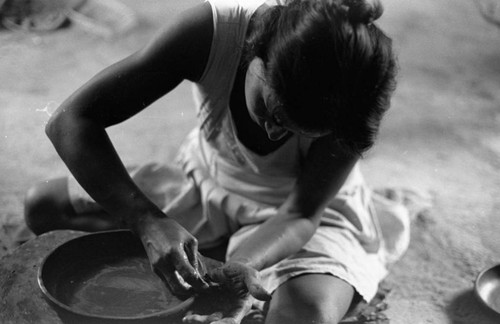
[45,111,65,142]
[45,107,81,146]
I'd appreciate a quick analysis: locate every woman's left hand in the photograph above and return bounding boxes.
[183,261,271,324]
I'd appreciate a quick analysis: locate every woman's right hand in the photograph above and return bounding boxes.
[136,216,210,297]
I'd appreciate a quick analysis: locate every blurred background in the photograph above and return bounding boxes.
[0,0,499,323]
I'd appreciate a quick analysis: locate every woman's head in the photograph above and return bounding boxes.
[244,0,397,156]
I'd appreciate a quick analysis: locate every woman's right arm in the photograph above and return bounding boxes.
[46,2,214,294]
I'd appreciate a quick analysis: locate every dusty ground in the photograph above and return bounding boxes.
[1,0,499,323]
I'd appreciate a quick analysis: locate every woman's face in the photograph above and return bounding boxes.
[244,58,289,141]
[244,58,330,141]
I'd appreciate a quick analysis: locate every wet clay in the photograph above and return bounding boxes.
[56,256,180,317]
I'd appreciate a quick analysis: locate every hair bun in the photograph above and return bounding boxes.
[344,0,383,24]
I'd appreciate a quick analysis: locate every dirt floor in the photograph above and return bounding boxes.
[1,0,500,323]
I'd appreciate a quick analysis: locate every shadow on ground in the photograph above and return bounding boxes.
[446,290,500,324]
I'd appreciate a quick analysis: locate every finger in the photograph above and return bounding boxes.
[211,319,237,324]
[172,247,209,290]
[183,313,210,323]
[183,312,223,324]
[246,282,271,301]
[243,270,271,301]
[147,250,187,295]
[154,263,192,297]
[185,239,199,270]
[195,252,208,278]
[211,298,251,324]
[186,243,211,289]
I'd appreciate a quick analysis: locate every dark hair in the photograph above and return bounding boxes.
[245,0,397,157]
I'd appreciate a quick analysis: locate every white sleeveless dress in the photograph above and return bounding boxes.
[68,0,410,303]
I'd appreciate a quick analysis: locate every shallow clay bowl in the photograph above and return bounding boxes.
[475,263,500,315]
[38,230,194,321]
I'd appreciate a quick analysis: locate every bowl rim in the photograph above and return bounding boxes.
[37,229,195,320]
[474,263,500,316]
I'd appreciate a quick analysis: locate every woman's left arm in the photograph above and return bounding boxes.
[186,136,357,323]
[228,134,358,270]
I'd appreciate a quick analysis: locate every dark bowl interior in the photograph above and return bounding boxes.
[475,264,500,315]
[38,230,194,321]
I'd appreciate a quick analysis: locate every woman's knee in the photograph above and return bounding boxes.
[267,298,342,324]
[265,274,354,324]
[24,177,73,235]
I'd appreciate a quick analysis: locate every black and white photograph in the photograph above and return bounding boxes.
[1,0,499,323]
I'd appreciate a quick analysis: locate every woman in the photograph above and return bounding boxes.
[25,0,402,323]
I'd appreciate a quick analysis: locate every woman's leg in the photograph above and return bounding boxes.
[265,274,354,324]
[24,177,121,235]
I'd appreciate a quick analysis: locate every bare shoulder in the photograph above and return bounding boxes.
[135,2,214,82]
